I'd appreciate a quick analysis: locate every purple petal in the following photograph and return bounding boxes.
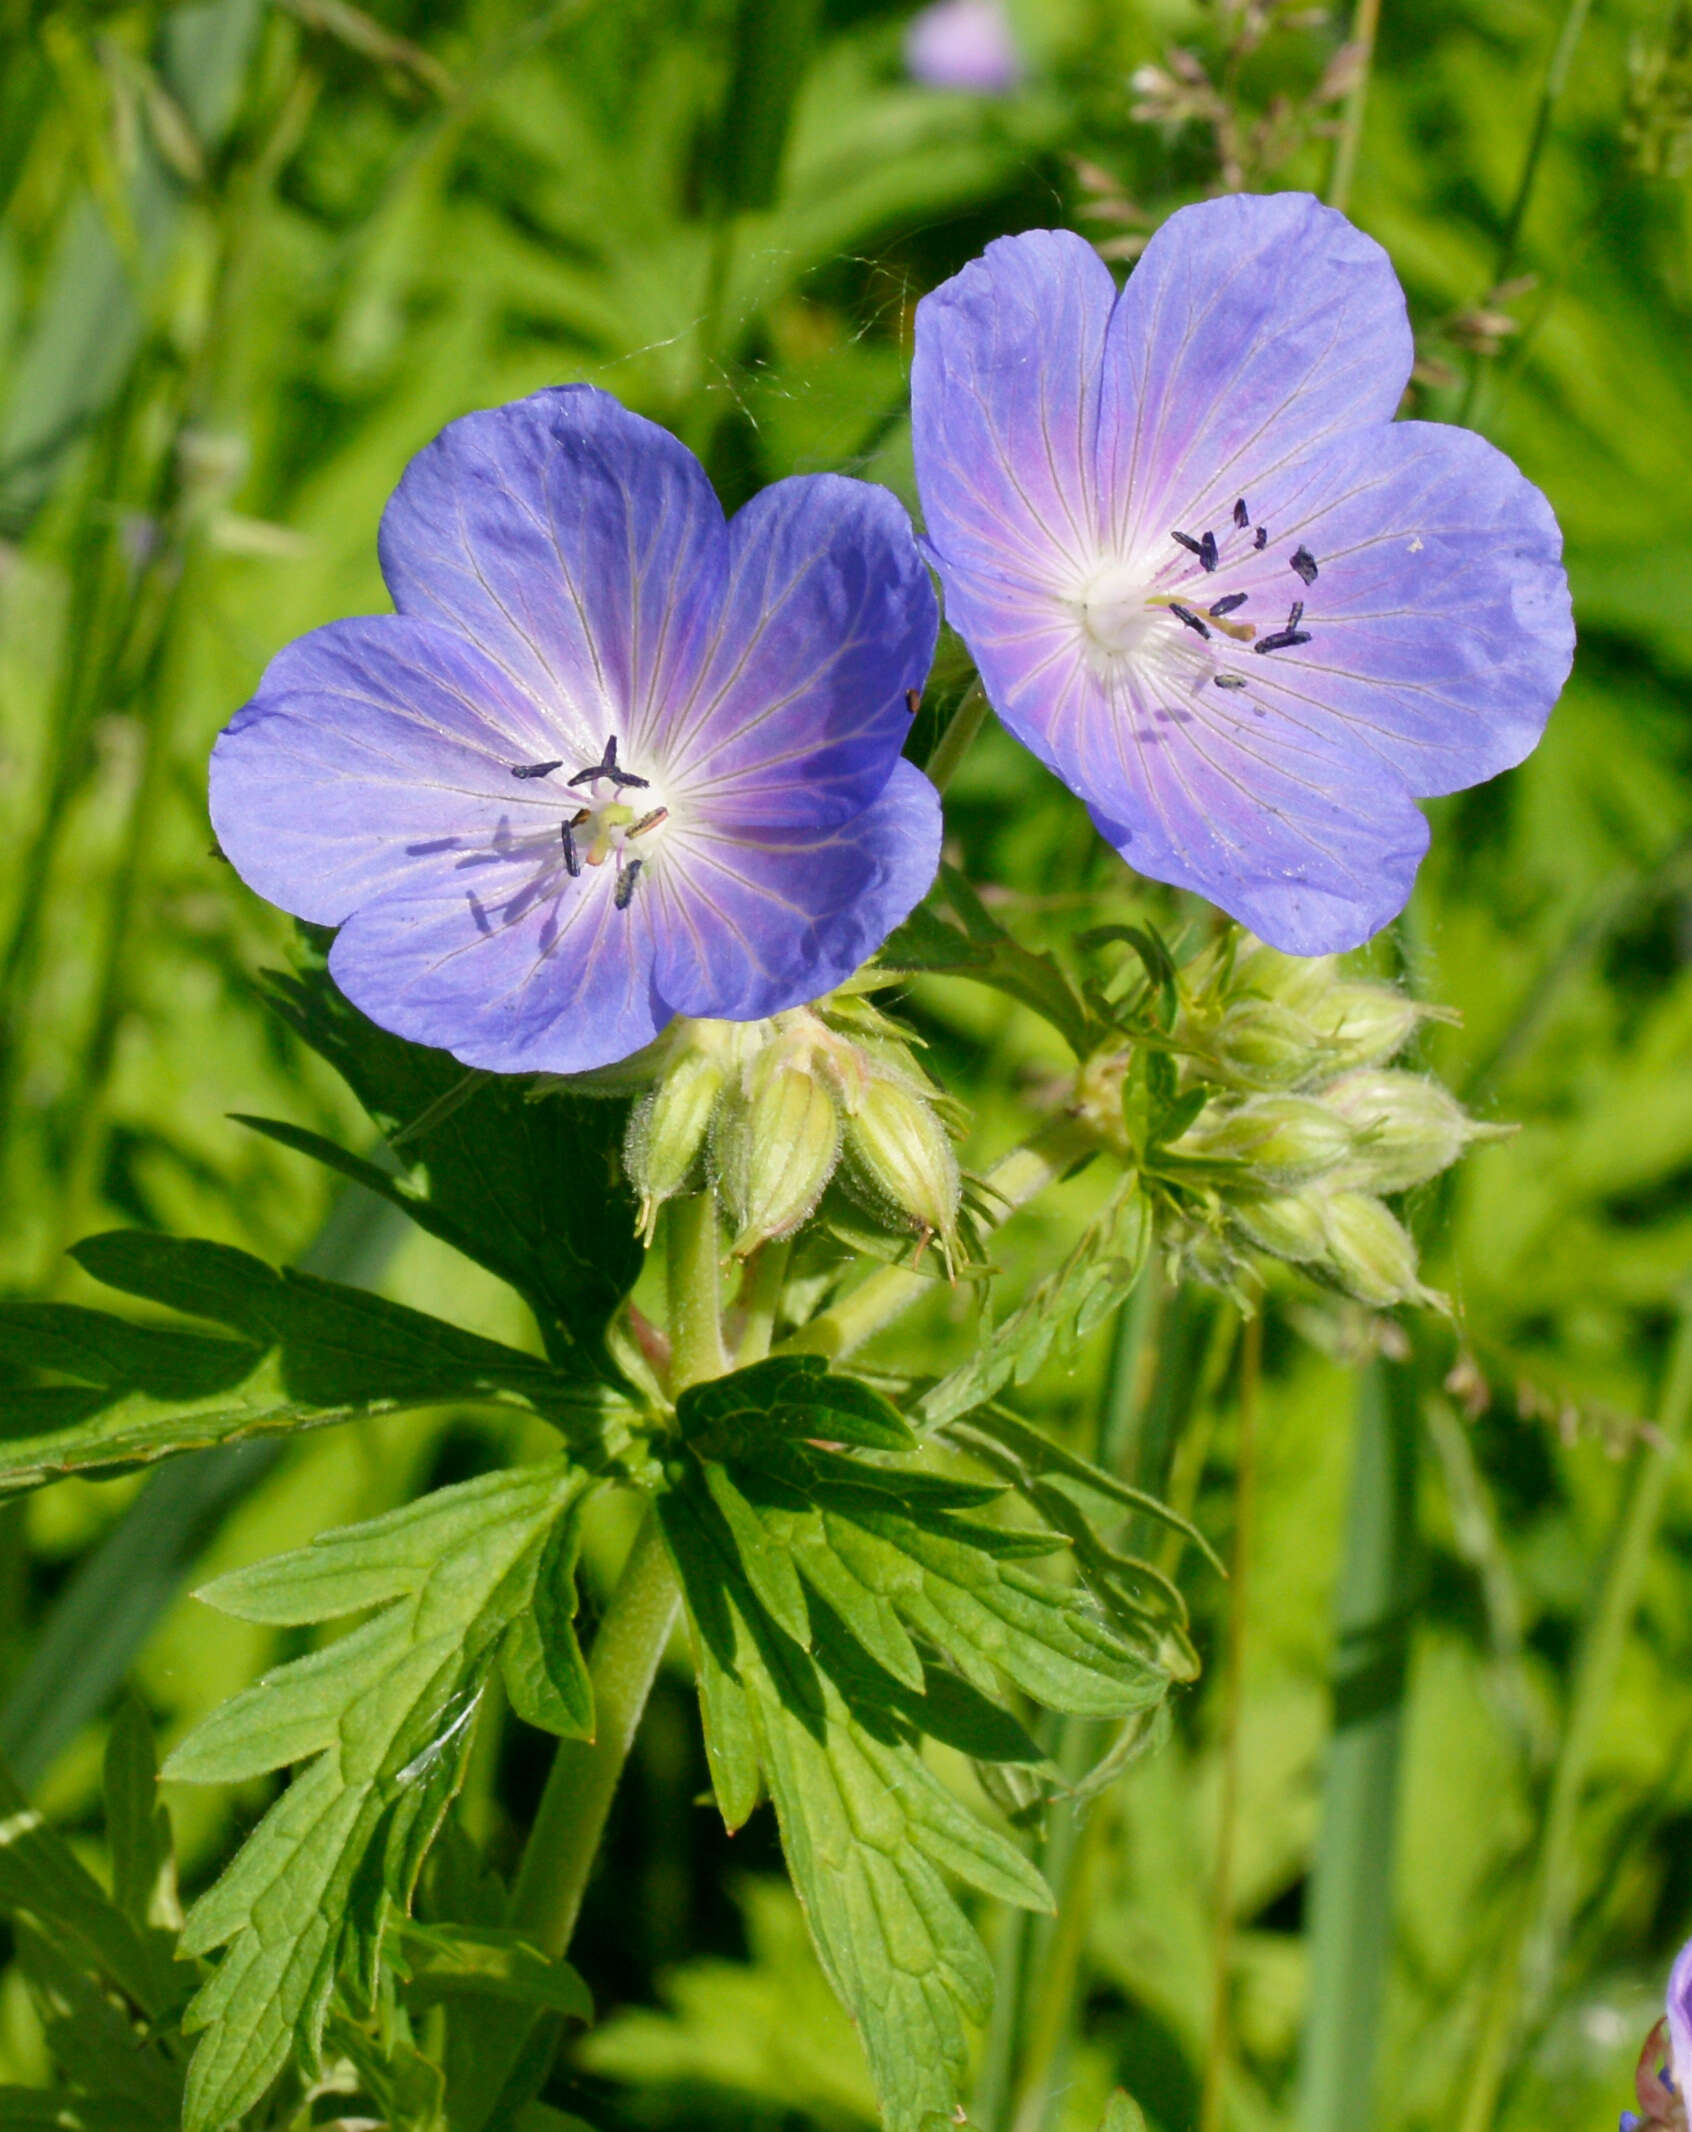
[906,0,1023,93]
[1669,1938,1692,2091]
[208,615,573,928]
[652,761,942,1020]
[663,474,938,828]
[377,386,728,763]
[1094,192,1414,549]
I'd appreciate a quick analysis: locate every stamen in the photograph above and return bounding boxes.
[1171,529,1205,559]
[1290,545,1319,585]
[1254,628,1313,654]
[1214,674,1247,689]
[614,858,643,910]
[1199,530,1219,572]
[1233,498,1250,529]
[560,819,581,877]
[1286,600,1305,630]
[1168,603,1211,639]
[1253,525,1268,551]
[629,807,669,838]
[1208,593,1248,617]
[568,734,650,791]
[511,760,563,780]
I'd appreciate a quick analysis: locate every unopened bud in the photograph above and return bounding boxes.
[625,1049,727,1245]
[1176,1094,1354,1186]
[842,1069,961,1248]
[1318,1191,1440,1310]
[1231,941,1339,1016]
[1324,1069,1498,1195]
[1233,1189,1329,1263]
[1205,998,1327,1089]
[714,1056,841,1257]
[1307,982,1426,1071]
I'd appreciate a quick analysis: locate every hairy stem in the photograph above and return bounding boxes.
[777,1114,1096,1364]
[667,1189,728,1390]
[1456,1309,1692,2132]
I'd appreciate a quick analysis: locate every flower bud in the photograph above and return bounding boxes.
[1318,1191,1440,1310]
[842,1068,962,1249]
[1204,997,1329,1089]
[1175,1094,1354,1186]
[714,1054,842,1257]
[1232,1189,1329,1263]
[1230,940,1339,1016]
[1323,1069,1500,1195]
[624,1048,728,1245]
[1306,982,1426,1072]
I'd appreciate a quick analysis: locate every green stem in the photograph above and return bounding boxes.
[509,1510,682,1959]
[733,1237,791,1366]
[924,681,991,795]
[777,1115,1095,1364]
[667,1190,728,1390]
[1325,0,1382,215]
[1199,1312,1262,2132]
[1455,1308,1692,2132]
[1297,1358,1421,2132]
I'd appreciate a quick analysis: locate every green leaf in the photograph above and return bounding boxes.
[10,1925,180,2130]
[263,942,641,1373]
[1099,2092,1149,2132]
[0,1755,173,2021]
[162,1460,590,2132]
[915,1177,1153,1430]
[395,1920,593,2020]
[500,1510,594,1738]
[878,866,1095,1056]
[0,1237,620,1494]
[678,1352,916,1454]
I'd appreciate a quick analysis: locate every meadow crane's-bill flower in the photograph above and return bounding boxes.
[1623,1936,1692,2131]
[210,386,941,1075]
[910,191,1575,954]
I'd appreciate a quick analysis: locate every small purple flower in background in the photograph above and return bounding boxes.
[905,0,1022,94]
[210,387,940,1075]
[910,192,1574,954]
[1624,1938,1692,2131]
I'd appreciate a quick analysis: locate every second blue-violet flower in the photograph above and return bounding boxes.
[911,192,1574,953]
[211,387,941,1074]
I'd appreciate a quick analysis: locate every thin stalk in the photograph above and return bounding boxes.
[666,1190,728,1389]
[1199,1311,1262,2132]
[1297,1358,1421,2132]
[925,681,991,795]
[1325,0,1382,215]
[733,1237,792,1366]
[1457,0,1593,426]
[777,1114,1096,1364]
[1455,1308,1692,2132]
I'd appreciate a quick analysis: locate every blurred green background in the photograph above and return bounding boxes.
[3,0,1692,2126]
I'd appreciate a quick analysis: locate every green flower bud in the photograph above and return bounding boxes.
[842,1068,962,1250]
[1233,1189,1329,1262]
[1318,1191,1441,1310]
[1204,997,1330,1089]
[1323,1069,1500,1194]
[1230,940,1340,1015]
[1174,1093,1354,1185]
[714,1052,842,1257]
[1306,982,1426,1071]
[624,1048,728,1245]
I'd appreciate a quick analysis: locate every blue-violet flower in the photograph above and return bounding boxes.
[911,192,1574,953]
[1626,1937,1692,2130]
[210,386,941,1074]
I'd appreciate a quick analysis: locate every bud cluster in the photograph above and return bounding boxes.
[598,995,963,1261]
[1077,936,1502,1312]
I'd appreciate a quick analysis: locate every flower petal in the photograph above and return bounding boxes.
[911,226,1119,601]
[209,615,573,928]
[662,473,938,828]
[650,760,943,1019]
[1669,1938,1692,2091]
[1094,191,1414,551]
[328,846,669,1076]
[377,386,728,759]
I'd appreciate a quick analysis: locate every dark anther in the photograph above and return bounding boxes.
[560,819,581,877]
[1233,498,1250,529]
[511,760,563,780]
[1290,545,1319,585]
[1171,529,1205,559]
[905,686,921,717]
[1208,593,1248,617]
[1199,530,1219,572]
[629,807,668,838]
[1286,600,1305,631]
[1253,525,1268,551]
[1169,603,1211,639]
[1214,674,1247,689]
[568,734,649,791]
[614,858,643,911]
[1254,628,1313,655]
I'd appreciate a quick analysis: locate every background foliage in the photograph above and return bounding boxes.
[3,0,1692,2126]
